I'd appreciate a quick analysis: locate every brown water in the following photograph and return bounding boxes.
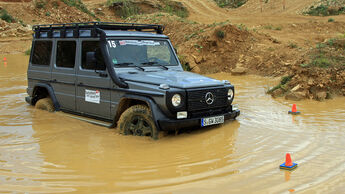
[1,54,345,193]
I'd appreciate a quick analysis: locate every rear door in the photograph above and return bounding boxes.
[51,40,77,111]
[76,40,111,119]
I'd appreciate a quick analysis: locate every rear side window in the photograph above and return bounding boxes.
[31,41,52,66]
[81,41,106,70]
[56,41,76,68]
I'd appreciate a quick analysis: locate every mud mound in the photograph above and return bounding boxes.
[270,37,345,100]
[0,19,31,37]
[181,24,254,73]
[2,0,96,25]
[107,0,188,18]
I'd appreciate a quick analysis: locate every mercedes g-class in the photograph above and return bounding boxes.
[25,22,240,139]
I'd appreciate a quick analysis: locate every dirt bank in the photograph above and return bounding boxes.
[0,0,344,100]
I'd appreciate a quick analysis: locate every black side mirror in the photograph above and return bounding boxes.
[86,52,97,69]
[174,48,178,54]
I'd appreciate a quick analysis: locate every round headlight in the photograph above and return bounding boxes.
[171,94,181,107]
[227,89,234,100]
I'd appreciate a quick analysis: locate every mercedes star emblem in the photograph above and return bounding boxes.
[205,92,214,105]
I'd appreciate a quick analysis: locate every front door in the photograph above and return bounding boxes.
[76,40,111,119]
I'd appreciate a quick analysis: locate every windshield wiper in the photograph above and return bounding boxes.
[114,62,145,71]
[141,61,168,70]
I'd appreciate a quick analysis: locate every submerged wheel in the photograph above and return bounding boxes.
[118,105,158,139]
[35,97,55,112]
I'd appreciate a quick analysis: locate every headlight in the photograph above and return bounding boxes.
[227,89,234,100]
[171,94,181,107]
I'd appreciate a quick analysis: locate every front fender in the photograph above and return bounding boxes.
[111,94,166,131]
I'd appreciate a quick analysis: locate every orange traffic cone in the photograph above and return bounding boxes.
[288,104,300,115]
[280,153,298,170]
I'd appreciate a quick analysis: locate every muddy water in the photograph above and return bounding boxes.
[0,54,345,193]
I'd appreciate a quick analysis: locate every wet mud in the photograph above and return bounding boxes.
[0,54,345,193]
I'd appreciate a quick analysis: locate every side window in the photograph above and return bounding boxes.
[56,41,76,68]
[81,41,106,70]
[31,41,52,66]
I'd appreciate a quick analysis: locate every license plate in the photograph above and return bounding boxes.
[201,115,224,127]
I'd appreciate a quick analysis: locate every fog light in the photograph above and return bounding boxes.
[177,111,187,119]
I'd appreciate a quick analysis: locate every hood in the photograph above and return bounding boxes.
[118,70,224,89]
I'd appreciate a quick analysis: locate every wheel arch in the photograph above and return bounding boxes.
[32,83,60,111]
[112,95,165,131]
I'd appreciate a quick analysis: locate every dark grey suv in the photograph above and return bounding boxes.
[25,22,240,139]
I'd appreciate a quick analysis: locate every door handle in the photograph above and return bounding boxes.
[99,72,108,77]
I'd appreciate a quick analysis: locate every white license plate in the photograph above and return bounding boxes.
[201,115,224,127]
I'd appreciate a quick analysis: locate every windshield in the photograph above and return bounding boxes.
[106,39,178,67]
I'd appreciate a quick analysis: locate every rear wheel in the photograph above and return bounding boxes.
[35,97,55,112]
[118,105,158,139]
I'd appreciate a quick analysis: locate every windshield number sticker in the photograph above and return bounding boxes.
[85,89,100,104]
[107,40,116,48]
[118,40,160,46]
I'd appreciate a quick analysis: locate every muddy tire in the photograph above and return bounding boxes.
[35,98,55,112]
[118,105,158,139]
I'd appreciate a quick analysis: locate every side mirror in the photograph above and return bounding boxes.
[86,52,97,69]
[174,48,178,54]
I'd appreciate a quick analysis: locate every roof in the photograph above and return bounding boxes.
[32,22,167,39]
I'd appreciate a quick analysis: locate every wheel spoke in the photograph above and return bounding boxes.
[137,118,144,129]
[142,126,152,136]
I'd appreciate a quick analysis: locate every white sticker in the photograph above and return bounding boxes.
[85,89,100,104]
[107,40,116,48]
[118,40,160,46]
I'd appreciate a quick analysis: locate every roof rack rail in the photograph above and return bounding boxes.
[32,22,165,38]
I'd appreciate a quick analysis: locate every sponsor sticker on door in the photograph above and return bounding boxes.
[85,89,100,104]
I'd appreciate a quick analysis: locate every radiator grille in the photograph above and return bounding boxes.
[187,87,228,112]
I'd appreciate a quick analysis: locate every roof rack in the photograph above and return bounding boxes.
[32,22,165,38]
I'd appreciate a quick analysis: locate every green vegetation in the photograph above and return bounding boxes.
[304,0,345,16]
[264,25,282,31]
[61,0,96,17]
[45,11,51,16]
[216,30,225,39]
[107,0,188,19]
[0,9,15,23]
[161,5,188,18]
[302,37,345,68]
[214,0,247,8]
[25,49,31,55]
[236,23,248,31]
[268,75,292,93]
[288,42,298,49]
[107,0,139,18]
[328,18,334,22]
[52,1,59,9]
[35,0,47,9]
[184,29,205,41]
[207,20,230,28]
[178,55,191,71]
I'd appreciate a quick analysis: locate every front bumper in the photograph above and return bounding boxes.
[158,109,240,131]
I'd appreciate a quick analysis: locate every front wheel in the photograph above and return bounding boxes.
[118,105,158,139]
